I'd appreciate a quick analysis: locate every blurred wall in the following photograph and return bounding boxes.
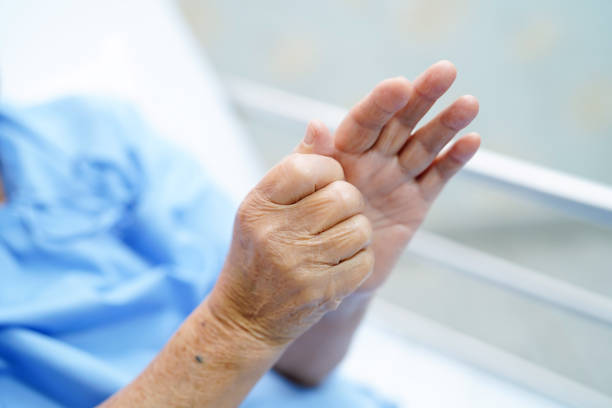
[180,0,612,184]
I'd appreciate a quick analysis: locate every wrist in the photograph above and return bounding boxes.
[190,294,287,367]
[103,293,286,407]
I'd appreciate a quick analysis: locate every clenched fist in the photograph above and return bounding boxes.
[207,153,374,346]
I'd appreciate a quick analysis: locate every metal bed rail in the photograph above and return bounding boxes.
[226,76,612,227]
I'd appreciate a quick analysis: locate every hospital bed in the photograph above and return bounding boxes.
[1,1,610,407]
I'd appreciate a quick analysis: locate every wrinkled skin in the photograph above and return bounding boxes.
[208,153,374,346]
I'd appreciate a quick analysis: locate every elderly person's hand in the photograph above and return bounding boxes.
[208,153,373,345]
[295,60,480,293]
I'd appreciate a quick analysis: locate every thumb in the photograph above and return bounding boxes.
[294,120,335,156]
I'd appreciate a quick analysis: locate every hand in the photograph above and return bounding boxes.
[296,61,480,292]
[208,153,374,346]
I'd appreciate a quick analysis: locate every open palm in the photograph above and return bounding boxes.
[296,61,480,292]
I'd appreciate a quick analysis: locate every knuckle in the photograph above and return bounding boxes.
[236,191,270,225]
[352,214,373,245]
[416,137,438,159]
[328,180,365,212]
[325,156,345,181]
[283,154,311,180]
[284,154,344,183]
[358,247,375,275]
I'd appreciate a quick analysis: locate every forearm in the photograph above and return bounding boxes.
[274,290,374,386]
[100,296,284,408]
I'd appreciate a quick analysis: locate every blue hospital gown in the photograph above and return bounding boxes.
[0,97,395,407]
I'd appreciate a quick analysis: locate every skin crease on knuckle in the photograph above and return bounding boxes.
[283,156,315,195]
[346,247,376,293]
[308,214,372,265]
[296,153,344,182]
[329,181,365,219]
[322,247,374,303]
[351,214,373,248]
[292,182,363,235]
[280,154,344,201]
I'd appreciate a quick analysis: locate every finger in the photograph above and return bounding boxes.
[334,77,412,154]
[257,153,344,205]
[290,180,364,234]
[329,247,375,299]
[374,60,457,155]
[294,120,335,157]
[418,132,481,201]
[398,95,479,178]
[308,213,372,266]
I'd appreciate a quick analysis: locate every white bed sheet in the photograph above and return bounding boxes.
[341,323,565,407]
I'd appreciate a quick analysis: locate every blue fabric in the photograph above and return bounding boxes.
[0,97,395,407]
